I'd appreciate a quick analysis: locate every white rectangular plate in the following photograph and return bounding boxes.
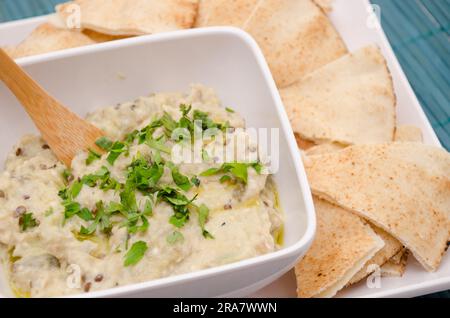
[0,0,447,298]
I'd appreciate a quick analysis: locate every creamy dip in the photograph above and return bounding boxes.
[0,85,283,297]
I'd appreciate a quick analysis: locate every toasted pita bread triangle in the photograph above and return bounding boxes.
[295,197,384,298]
[348,226,403,285]
[195,0,261,27]
[390,248,407,264]
[56,0,199,36]
[48,13,126,42]
[305,143,450,272]
[245,0,347,87]
[305,142,346,156]
[197,0,347,87]
[313,0,333,12]
[5,23,96,59]
[295,133,316,151]
[281,45,396,145]
[381,250,409,277]
[395,125,423,142]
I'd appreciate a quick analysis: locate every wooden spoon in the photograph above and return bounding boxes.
[0,48,104,166]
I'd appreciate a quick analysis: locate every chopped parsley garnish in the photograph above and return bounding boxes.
[143,199,153,216]
[81,166,121,191]
[219,175,232,183]
[167,231,184,244]
[86,149,101,165]
[157,186,196,228]
[126,157,164,191]
[95,137,128,165]
[191,176,201,187]
[56,103,251,267]
[63,201,82,219]
[95,136,113,150]
[79,201,112,236]
[225,107,235,113]
[200,162,263,184]
[124,212,149,235]
[70,180,83,199]
[180,104,192,116]
[78,208,94,222]
[170,165,193,191]
[146,137,171,154]
[198,204,213,239]
[62,169,73,184]
[19,212,39,231]
[161,112,178,134]
[44,207,54,217]
[124,241,148,266]
[106,141,127,165]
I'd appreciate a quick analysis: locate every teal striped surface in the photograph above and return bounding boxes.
[0,0,449,298]
[372,0,450,151]
[0,0,64,21]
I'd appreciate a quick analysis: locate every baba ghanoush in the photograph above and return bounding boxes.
[0,85,283,297]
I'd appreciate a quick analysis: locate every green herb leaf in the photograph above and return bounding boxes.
[63,201,81,219]
[180,104,192,116]
[86,149,101,165]
[44,207,54,217]
[161,112,177,134]
[223,163,248,184]
[62,169,73,184]
[124,241,148,266]
[106,141,126,165]
[200,167,221,177]
[143,199,153,216]
[225,107,235,113]
[169,213,189,228]
[171,167,192,191]
[58,188,69,201]
[127,158,164,191]
[251,162,263,174]
[78,208,94,221]
[95,136,113,150]
[19,212,39,231]
[120,187,138,214]
[79,222,97,236]
[138,215,149,233]
[166,231,184,244]
[199,162,260,184]
[191,176,200,187]
[219,175,232,183]
[107,202,124,215]
[152,150,162,165]
[198,204,213,239]
[146,138,171,154]
[166,196,190,206]
[70,180,83,199]
[81,166,121,191]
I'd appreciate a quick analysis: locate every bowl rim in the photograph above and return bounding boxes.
[5,27,316,298]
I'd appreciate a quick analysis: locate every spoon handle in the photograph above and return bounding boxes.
[0,49,104,166]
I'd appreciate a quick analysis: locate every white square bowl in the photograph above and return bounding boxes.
[0,28,316,297]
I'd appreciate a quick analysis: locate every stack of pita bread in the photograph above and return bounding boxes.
[280,3,450,297]
[2,0,449,298]
[196,0,347,87]
[4,0,347,89]
[4,0,199,58]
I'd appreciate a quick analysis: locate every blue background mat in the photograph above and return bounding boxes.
[0,0,449,298]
